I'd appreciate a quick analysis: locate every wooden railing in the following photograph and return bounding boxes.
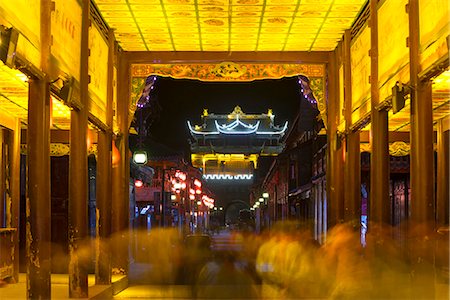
[0,228,16,280]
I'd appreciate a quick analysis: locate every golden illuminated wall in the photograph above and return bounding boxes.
[419,0,449,71]
[378,0,410,102]
[350,25,371,125]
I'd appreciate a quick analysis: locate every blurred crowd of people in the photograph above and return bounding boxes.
[131,221,447,299]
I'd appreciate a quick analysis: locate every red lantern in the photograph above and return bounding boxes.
[112,141,120,167]
[134,179,143,188]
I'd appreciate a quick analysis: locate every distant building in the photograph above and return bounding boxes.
[187,106,287,224]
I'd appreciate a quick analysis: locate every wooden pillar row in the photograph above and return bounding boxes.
[68,0,90,297]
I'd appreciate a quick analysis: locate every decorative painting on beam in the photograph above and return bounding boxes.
[131,63,324,81]
[20,143,98,157]
[360,141,415,156]
[129,62,326,132]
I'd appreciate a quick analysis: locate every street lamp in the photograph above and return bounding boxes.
[133,150,148,164]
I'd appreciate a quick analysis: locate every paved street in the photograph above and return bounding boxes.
[115,229,261,299]
[114,228,449,300]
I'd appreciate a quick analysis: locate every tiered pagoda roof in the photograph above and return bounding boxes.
[187,106,287,156]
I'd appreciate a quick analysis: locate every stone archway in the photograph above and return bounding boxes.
[223,200,250,226]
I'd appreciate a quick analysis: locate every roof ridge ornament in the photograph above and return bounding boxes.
[215,120,260,134]
[231,105,244,116]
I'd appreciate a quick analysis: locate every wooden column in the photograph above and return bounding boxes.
[369,0,390,225]
[0,129,4,227]
[410,81,434,224]
[436,119,449,226]
[345,132,361,223]
[342,30,361,225]
[95,28,115,285]
[409,3,435,227]
[11,118,21,282]
[68,0,89,297]
[27,0,52,297]
[326,50,345,227]
[96,134,112,283]
[27,78,51,299]
[408,0,435,298]
[111,51,130,274]
[369,110,390,224]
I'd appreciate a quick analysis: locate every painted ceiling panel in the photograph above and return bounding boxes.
[93,0,370,52]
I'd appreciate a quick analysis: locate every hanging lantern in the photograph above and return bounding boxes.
[112,140,120,167]
[134,179,143,188]
[87,128,94,150]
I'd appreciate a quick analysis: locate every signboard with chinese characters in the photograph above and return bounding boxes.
[419,0,449,72]
[350,25,371,125]
[51,0,82,81]
[378,0,410,102]
[88,22,108,125]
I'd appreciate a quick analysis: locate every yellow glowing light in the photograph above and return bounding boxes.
[16,73,28,82]
[51,97,71,118]
[191,153,259,170]
[133,151,148,165]
[433,69,450,91]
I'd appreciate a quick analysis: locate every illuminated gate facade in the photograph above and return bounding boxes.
[188,105,288,224]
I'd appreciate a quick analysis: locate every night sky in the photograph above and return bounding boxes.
[146,76,303,156]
